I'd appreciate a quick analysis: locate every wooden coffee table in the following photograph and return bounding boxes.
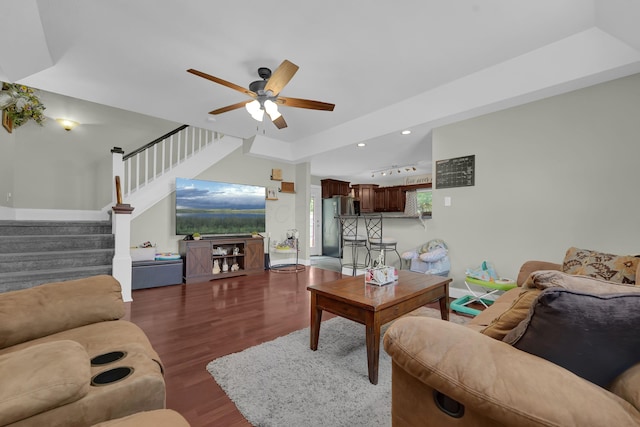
[307,270,451,384]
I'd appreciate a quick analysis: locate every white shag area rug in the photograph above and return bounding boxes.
[207,307,469,427]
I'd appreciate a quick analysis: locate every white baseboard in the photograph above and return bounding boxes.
[0,207,109,221]
[0,206,15,220]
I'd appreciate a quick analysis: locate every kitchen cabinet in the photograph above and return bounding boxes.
[374,187,405,212]
[351,184,378,213]
[374,188,387,212]
[386,186,404,212]
[321,179,350,198]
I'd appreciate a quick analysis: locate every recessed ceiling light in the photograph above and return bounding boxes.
[401,130,411,135]
[357,143,366,147]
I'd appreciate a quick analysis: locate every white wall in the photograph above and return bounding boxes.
[0,126,14,209]
[427,72,640,291]
[0,89,180,211]
[294,162,311,260]
[130,147,303,256]
[13,124,106,209]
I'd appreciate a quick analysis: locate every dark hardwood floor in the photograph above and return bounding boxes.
[124,267,468,426]
[124,267,345,426]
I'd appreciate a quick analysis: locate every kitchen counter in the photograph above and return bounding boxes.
[379,213,431,219]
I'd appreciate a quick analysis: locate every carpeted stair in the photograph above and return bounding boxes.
[0,220,114,292]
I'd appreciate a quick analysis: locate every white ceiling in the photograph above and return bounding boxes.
[2,0,640,184]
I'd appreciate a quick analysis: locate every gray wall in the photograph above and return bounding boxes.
[425,72,640,290]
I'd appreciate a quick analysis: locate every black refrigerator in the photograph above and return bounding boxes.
[322,196,352,257]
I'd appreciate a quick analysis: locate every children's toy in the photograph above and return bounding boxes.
[451,261,516,316]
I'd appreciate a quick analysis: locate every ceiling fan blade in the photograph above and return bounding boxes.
[264,60,299,95]
[187,68,256,97]
[209,101,249,115]
[276,96,335,111]
[271,114,288,129]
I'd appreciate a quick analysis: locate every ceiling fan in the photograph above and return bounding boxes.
[187,60,334,129]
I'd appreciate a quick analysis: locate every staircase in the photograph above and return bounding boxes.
[0,126,244,292]
[0,220,114,292]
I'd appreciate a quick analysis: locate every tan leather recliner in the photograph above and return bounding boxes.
[384,260,640,426]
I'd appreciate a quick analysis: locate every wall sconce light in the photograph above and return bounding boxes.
[56,118,79,131]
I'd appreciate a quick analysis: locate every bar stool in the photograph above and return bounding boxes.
[363,214,402,268]
[338,215,369,276]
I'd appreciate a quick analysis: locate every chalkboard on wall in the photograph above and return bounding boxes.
[435,155,475,189]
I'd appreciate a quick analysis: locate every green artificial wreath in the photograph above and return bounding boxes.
[2,82,46,128]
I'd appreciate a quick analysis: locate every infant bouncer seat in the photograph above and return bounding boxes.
[401,239,450,277]
[450,260,516,316]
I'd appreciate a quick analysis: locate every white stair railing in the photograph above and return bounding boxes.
[108,126,243,221]
[121,125,220,198]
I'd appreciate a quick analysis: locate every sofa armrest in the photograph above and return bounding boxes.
[610,363,640,412]
[0,340,91,425]
[384,317,640,426]
[517,260,562,286]
[0,275,125,348]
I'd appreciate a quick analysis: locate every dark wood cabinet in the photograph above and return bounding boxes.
[351,184,378,213]
[244,237,264,272]
[179,236,264,284]
[180,240,212,283]
[387,187,404,212]
[374,187,404,212]
[321,179,350,198]
[374,187,387,212]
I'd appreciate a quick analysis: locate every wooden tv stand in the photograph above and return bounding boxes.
[179,235,264,284]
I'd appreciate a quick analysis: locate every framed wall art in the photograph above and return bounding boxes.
[266,187,278,200]
[2,110,12,134]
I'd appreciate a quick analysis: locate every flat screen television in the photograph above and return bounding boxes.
[175,177,266,236]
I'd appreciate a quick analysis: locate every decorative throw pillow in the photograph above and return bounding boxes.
[562,247,639,285]
[480,288,542,340]
[504,288,640,388]
[523,270,640,295]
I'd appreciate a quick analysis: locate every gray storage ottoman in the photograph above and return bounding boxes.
[132,259,183,289]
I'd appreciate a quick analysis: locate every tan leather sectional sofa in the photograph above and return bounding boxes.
[385,252,640,426]
[0,275,175,426]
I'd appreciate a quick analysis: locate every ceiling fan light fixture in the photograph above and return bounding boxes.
[263,99,281,120]
[245,100,264,121]
[188,60,334,130]
[251,109,264,121]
